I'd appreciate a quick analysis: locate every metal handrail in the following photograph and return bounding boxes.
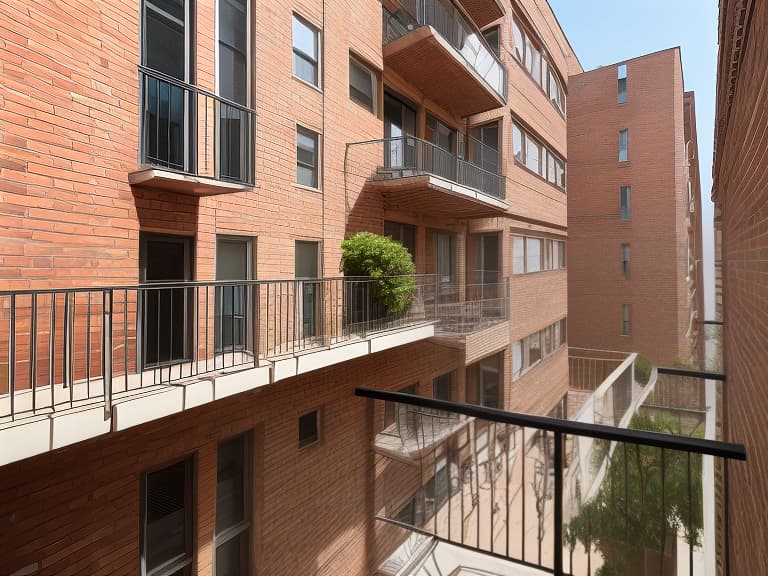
[356,387,746,460]
[374,136,506,200]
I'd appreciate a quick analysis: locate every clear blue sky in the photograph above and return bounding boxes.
[548,0,718,317]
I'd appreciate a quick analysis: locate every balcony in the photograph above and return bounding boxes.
[383,0,507,117]
[358,386,745,576]
[128,67,256,195]
[0,276,438,465]
[346,137,507,218]
[432,280,510,359]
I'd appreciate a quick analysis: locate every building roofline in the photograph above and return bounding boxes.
[569,46,682,77]
[544,0,584,73]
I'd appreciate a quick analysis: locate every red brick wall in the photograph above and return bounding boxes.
[0,341,462,576]
[567,48,694,366]
[713,1,768,573]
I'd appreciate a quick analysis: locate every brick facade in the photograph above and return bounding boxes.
[567,48,701,366]
[0,0,578,574]
[713,1,768,573]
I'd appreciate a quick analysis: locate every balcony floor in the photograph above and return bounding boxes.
[369,173,507,218]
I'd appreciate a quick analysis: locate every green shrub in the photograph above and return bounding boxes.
[340,232,416,313]
[634,354,652,385]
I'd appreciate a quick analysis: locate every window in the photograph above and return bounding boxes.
[620,186,631,219]
[622,304,631,336]
[512,124,523,162]
[142,0,190,81]
[526,237,542,273]
[513,122,566,190]
[511,16,566,113]
[512,21,524,62]
[349,57,376,113]
[525,135,541,174]
[513,236,566,274]
[384,221,416,260]
[292,14,320,86]
[298,409,320,448]
[483,26,500,57]
[513,318,567,380]
[433,372,453,401]
[618,64,627,104]
[219,0,248,105]
[141,458,194,576]
[619,129,628,162]
[215,435,251,576]
[467,354,501,408]
[621,244,631,279]
[296,126,319,188]
[469,122,500,174]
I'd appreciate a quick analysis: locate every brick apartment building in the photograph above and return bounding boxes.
[566,48,704,366]
[0,1,581,575]
[713,0,768,573]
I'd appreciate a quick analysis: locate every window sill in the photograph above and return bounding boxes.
[618,161,631,167]
[294,183,322,194]
[292,74,324,94]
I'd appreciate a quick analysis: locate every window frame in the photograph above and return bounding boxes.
[140,456,195,576]
[512,121,566,191]
[619,129,629,162]
[296,124,321,189]
[349,55,377,114]
[214,433,252,576]
[513,235,566,274]
[621,244,631,279]
[620,186,631,219]
[216,0,250,106]
[622,304,632,336]
[298,408,322,449]
[618,64,627,104]
[292,13,321,88]
[512,318,568,380]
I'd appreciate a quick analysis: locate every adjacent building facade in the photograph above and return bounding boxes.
[0,1,579,575]
[713,1,768,573]
[566,48,703,366]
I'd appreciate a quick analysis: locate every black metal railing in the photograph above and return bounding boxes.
[383,0,507,101]
[0,276,436,421]
[358,388,745,576]
[435,280,509,334]
[374,136,506,200]
[138,66,256,185]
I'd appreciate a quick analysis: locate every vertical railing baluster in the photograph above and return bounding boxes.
[522,426,526,562]
[64,292,72,408]
[50,293,56,405]
[8,294,15,420]
[231,284,235,368]
[688,451,693,576]
[205,286,209,373]
[554,431,563,576]
[194,285,199,375]
[30,293,37,413]
[124,289,128,392]
[103,289,113,418]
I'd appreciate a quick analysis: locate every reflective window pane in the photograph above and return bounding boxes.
[216,435,246,533]
[349,58,375,112]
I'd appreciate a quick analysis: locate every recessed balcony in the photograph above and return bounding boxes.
[128,67,256,196]
[346,137,507,218]
[383,0,507,117]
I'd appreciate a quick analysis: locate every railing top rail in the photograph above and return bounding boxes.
[355,387,746,460]
[0,274,438,296]
[347,136,504,181]
[657,366,727,381]
[139,65,257,115]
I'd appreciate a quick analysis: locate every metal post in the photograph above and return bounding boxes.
[103,290,113,419]
[554,431,564,576]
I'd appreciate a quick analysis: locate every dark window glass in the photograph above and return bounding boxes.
[433,373,453,401]
[296,127,319,187]
[299,410,319,448]
[620,186,631,219]
[349,58,375,112]
[144,0,187,80]
[144,459,192,574]
[384,220,416,260]
[483,26,500,56]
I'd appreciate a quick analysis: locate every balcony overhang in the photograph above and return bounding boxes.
[128,167,250,197]
[384,26,506,117]
[368,174,507,218]
[457,0,505,29]
[432,320,509,363]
